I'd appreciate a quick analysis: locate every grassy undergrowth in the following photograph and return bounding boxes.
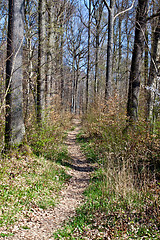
[0,112,72,232]
[26,111,71,162]
[54,168,159,239]
[54,101,160,239]
[0,155,70,228]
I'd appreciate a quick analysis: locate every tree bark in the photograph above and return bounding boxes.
[127,0,149,121]
[5,0,25,149]
[86,0,91,111]
[37,0,46,124]
[46,0,55,108]
[146,15,160,120]
[94,0,103,96]
[105,0,115,99]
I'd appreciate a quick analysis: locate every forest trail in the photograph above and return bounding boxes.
[4,118,93,240]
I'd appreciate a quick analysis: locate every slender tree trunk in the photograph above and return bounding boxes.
[60,20,64,106]
[125,6,130,96]
[144,30,149,86]
[144,30,149,119]
[46,0,55,108]
[127,0,149,121]
[105,0,115,99]
[37,0,46,124]
[71,51,76,113]
[94,21,100,96]
[86,0,91,111]
[117,14,122,91]
[5,0,25,149]
[74,58,80,114]
[94,1,103,97]
[25,36,34,121]
[146,15,160,120]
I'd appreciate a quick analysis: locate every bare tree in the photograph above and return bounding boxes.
[103,0,135,99]
[92,0,104,96]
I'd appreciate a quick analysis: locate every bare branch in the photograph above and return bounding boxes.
[0,37,24,114]
[114,0,135,21]
[103,0,111,11]
[146,10,160,21]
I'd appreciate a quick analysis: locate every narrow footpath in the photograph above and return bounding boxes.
[4,119,93,240]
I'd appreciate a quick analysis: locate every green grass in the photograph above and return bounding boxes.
[53,169,160,239]
[0,233,14,237]
[76,132,99,163]
[0,114,73,232]
[0,155,70,228]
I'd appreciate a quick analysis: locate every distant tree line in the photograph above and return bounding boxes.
[0,0,159,150]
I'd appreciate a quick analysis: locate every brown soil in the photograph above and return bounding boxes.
[2,119,93,240]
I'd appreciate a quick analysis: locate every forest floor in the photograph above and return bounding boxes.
[2,118,94,240]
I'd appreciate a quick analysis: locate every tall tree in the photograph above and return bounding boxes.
[92,0,103,96]
[5,0,25,149]
[86,0,91,111]
[127,0,149,121]
[146,13,160,121]
[103,0,115,98]
[24,0,37,120]
[37,0,46,123]
[103,0,135,99]
[45,0,55,108]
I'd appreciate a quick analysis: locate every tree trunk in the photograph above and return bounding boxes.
[60,19,64,107]
[5,0,25,149]
[94,21,99,96]
[46,0,55,108]
[146,15,160,121]
[105,0,115,99]
[37,0,46,124]
[144,29,149,119]
[127,0,149,121]
[86,0,91,111]
[94,0,103,97]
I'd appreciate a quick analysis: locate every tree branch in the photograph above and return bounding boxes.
[114,0,135,21]
[146,10,160,21]
[103,0,111,11]
[0,38,24,114]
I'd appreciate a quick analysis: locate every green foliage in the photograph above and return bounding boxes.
[0,233,14,237]
[56,147,70,164]
[26,113,71,162]
[76,132,99,163]
[27,124,59,160]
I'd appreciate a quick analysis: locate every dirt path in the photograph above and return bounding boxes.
[3,119,93,240]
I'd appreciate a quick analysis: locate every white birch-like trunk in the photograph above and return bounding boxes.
[5,0,25,148]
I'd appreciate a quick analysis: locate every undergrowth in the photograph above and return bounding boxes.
[0,111,72,232]
[54,98,160,239]
[0,154,70,228]
[26,111,72,162]
[54,169,159,239]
